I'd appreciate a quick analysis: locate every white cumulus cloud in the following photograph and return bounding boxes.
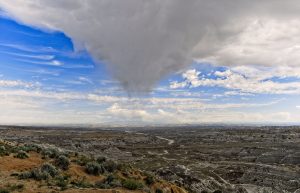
[171,68,300,95]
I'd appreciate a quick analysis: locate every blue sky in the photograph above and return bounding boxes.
[0,8,300,125]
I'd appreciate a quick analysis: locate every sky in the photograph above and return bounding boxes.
[0,1,300,125]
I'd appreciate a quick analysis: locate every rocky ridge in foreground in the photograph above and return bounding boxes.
[0,139,187,193]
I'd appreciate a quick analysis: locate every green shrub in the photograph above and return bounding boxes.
[0,189,9,193]
[42,148,59,159]
[94,181,110,189]
[96,156,106,164]
[109,179,122,188]
[75,155,93,166]
[14,150,29,159]
[213,190,222,193]
[49,149,60,158]
[122,179,143,190]
[105,175,115,184]
[0,146,5,151]
[41,163,58,177]
[156,188,163,193]
[18,171,32,180]
[19,168,50,181]
[85,162,105,175]
[55,175,70,191]
[144,174,155,185]
[6,184,24,192]
[71,177,92,188]
[41,150,51,159]
[117,163,130,172]
[14,184,24,191]
[64,151,73,157]
[104,175,121,188]
[94,174,121,189]
[30,169,50,181]
[55,155,70,170]
[103,160,118,173]
[19,144,42,153]
[0,146,9,156]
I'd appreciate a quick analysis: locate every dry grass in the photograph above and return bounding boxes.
[0,152,43,171]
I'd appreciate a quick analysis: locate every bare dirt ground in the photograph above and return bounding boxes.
[0,125,299,193]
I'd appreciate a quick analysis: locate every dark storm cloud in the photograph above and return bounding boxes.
[0,0,299,92]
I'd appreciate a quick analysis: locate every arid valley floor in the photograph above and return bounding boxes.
[0,126,299,193]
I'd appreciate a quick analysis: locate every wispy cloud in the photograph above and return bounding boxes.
[0,79,40,88]
[25,69,61,76]
[78,77,93,84]
[0,43,57,53]
[0,50,55,60]
[60,64,94,69]
[64,77,94,85]
[16,58,63,66]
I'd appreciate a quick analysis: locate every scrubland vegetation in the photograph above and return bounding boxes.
[2,126,299,193]
[0,140,187,193]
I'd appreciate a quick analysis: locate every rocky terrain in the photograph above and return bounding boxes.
[0,126,299,193]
